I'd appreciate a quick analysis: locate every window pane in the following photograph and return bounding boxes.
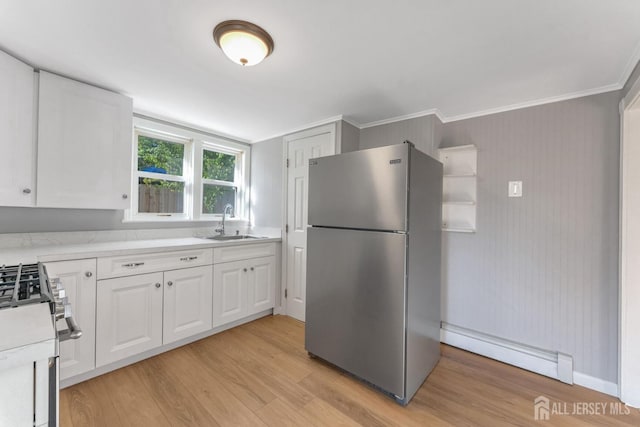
[137,135,184,176]
[202,149,235,182]
[202,184,236,215]
[138,178,185,214]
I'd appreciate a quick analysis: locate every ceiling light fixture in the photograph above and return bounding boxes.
[213,20,274,66]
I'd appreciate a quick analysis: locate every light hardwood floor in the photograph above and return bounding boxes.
[61,315,640,426]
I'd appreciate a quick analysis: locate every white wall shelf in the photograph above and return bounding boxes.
[442,227,476,233]
[443,201,475,206]
[439,145,477,233]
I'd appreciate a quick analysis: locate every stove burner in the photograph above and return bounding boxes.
[0,263,52,310]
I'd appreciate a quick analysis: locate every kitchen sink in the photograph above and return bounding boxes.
[203,234,265,241]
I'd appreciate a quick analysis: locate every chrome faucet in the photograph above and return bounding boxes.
[215,204,234,235]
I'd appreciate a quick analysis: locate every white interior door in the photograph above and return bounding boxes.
[620,81,640,408]
[285,125,335,321]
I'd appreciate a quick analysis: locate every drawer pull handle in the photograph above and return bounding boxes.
[85,271,93,278]
[250,267,254,271]
[155,283,161,288]
[180,256,198,261]
[243,268,248,272]
[122,262,145,268]
[167,281,173,287]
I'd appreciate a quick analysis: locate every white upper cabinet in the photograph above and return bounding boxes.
[37,71,132,209]
[0,50,35,206]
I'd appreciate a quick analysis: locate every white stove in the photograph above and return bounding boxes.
[0,263,82,427]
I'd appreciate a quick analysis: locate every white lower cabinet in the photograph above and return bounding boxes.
[213,255,276,327]
[96,272,164,367]
[213,260,249,327]
[96,265,214,367]
[44,259,97,380]
[58,243,277,382]
[163,266,213,344]
[248,256,276,315]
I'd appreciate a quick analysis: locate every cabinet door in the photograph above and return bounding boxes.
[37,71,133,209]
[248,256,276,315]
[212,260,248,327]
[0,50,35,206]
[163,266,213,344]
[44,259,97,380]
[96,272,163,367]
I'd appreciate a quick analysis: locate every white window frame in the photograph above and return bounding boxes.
[196,142,247,220]
[126,116,251,222]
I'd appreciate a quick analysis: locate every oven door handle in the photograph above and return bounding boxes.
[58,316,82,341]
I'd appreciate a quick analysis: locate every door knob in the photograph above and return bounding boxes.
[243,268,247,272]
[23,188,31,194]
[155,283,161,288]
[122,194,128,199]
[250,267,254,271]
[167,281,173,287]
[85,271,93,278]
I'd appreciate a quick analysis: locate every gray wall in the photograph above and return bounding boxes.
[250,136,283,228]
[440,91,620,381]
[339,121,360,153]
[359,115,438,157]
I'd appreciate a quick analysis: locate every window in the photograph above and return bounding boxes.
[201,147,239,215]
[128,117,250,222]
[135,131,190,218]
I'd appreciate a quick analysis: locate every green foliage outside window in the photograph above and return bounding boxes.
[203,150,235,181]
[137,135,185,191]
[202,150,236,214]
[138,135,184,175]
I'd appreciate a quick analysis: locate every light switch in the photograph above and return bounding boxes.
[508,181,523,197]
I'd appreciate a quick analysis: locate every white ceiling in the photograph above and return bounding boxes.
[1,0,639,142]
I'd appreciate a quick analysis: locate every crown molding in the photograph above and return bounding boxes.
[358,108,444,129]
[250,115,345,144]
[251,47,640,143]
[441,83,622,123]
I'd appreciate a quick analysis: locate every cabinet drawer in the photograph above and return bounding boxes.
[97,248,213,279]
[213,243,276,264]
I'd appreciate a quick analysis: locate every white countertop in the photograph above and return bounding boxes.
[0,236,282,265]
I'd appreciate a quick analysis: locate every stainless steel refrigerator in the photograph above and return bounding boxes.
[305,142,442,405]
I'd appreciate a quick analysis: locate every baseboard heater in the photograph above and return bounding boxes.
[440,322,574,384]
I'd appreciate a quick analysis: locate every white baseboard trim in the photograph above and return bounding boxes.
[440,323,566,382]
[574,372,618,397]
[441,323,619,397]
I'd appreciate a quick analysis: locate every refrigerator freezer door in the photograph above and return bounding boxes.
[305,227,406,398]
[308,144,409,231]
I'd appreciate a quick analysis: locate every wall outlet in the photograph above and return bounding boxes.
[509,181,523,197]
